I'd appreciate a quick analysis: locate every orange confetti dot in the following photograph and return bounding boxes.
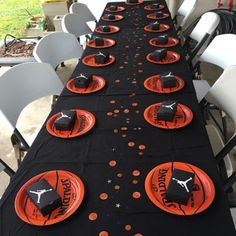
[132,192,141,199]
[138,152,144,156]
[138,70,143,73]
[120,66,124,69]
[124,109,130,114]
[132,102,138,107]
[117,173,123,178]
[99,193,108,200]
[124,61,129,64]
[135,234,143,236]
[135,110,140,114]
[115,80,120,83]
[122,134,127,138]
[110,100,116,104]
[121,127,128,131]
[114,185,120,190]
[113,114,118,117]
[99,231,109,236]
[139,145,146,150]
[128,142,135,147]
[107,112,113,116]
[88,212,98,221]
[125,224,132,231]
[132,179,138,184]
[113,129,119,134]
[109,160,117,167]
[132,170,140,176]
[114,109,120,114]
[132,81,137,84]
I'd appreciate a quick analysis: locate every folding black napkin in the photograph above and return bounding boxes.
[95,51,110,64]
[150,49,167,61]
[157,100,178,121]
[100,25,111,32]
[154,11,164,17]
[166,168,195,205]
[109,5,118,11]
[127,0,139,3]
[104,14,116,20]
[149,21,160,30]
[54,110,76,131]
[160,71,177,88]
[155,34,168,45]
[26,179,62,216]
[150,3,160,9]
[74,73,92,88]
[94,36,105,46]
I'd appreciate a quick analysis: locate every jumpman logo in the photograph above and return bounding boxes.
[172,177,192,192]
[162,102,176,110]
[57,112,72,121]
[98,52,106,57]
[79,73,87,79]
[163,72,173,77]
[29,189,53,203]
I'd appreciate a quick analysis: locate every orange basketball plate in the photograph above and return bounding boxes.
[149,37,179,48]
[147,12,170,20]
[95,25,120,34]
[145,162,215,215]
[82,54,116,67]
[105,6,126,12]
[144,4,165,11]
[146,51,181,64]
[15,170,85,225]
[101,15,124,22]
[144,24,170,33]
[87,38,116,49]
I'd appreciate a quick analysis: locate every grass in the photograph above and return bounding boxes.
[0,0,43,39]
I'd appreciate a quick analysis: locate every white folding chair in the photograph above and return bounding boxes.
[204,65,236,228]
[185,12,220,62]
[33,32,83,71]
[0,62,63,165]
[69,2,97,31]
[175,0,198,31]
[62,13,92,45]
[193,34,236,102]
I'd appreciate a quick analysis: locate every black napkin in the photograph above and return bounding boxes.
[93,36,105,46]
[100,25,111,32]
[149,21,160,30]
[74,73,92,88]
[155,34,168,45]
[109,5,118,11]
[54,110,76,131]
[166,168,195,205]
[104,14,116,20]
[157,100,178,121]
[26,179,62,216]
[150,49,167,61]
[95,51,110,64]
[154,11,164,17]
[160,71,177,88]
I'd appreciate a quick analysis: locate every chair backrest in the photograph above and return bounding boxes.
[177,0,198,28]
[190,12,220,43]
[199,34,236,69]
[62,13,92,38]
[33,32,83,69]
[69,2,97,23]
[206,65,236,132]
[0,62,63,129]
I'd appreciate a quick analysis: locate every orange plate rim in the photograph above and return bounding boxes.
[86,38,116,49]
[144,4,165,11]
[149,37,179,48]
[144,24,170,33]
[145,162,215,215]
[105,6,126,12]
[146,51,180,64]
[101,15,124,21]
[82,54,116,67]
[66,75,106,94]
[46,109,96,138]
[95,25,120,34]
[146,12,170,19]
[143,75,185,93]
[15,170,85,226]
[143,102,193,129]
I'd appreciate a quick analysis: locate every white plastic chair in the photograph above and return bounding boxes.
[193,34,236,102]
[186,12,220,61]
[0,62,63,165]
[62,13,92,44]
[69,2,97,23]
[176,0,198,30]
[33,32,83,70]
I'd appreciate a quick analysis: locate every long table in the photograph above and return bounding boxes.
[1,1,235,235]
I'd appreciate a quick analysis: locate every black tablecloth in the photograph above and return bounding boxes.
[0,1,235,235]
